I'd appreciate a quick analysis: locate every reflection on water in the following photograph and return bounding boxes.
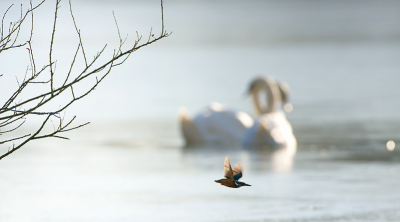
[1,120,400,221]
[387,140,395,151]
[183,143,296,173]
[271,146,296,172]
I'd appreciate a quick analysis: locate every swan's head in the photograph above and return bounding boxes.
[277,82,293,113]
[247,76,294,114]
[247,77,280,115]
[246,77,273,95]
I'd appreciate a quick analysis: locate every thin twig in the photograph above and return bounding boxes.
[69,0,87,67]
[49,0,60,95]
[0,134,31,145]
[0,119,26,134]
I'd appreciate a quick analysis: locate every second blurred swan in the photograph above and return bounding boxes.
[242,77,296,147]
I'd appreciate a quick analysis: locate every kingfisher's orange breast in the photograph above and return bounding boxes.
[215,179,238,188]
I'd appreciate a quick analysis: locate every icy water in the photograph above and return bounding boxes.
[1,120,400,222]
[1,0,400,221]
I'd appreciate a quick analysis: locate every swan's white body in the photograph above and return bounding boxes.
[242,111,296,147]
[180,103,253,144]
[241,77,296,148]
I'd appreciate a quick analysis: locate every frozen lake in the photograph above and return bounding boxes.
[1,120,400,221]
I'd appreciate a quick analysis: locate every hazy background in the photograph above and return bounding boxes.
[1,0,400,221]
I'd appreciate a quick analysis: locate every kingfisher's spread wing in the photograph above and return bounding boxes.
[233,164,243,180]
[223,156,234,181]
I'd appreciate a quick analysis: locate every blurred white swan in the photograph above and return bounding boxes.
[179,77,295,146]
[242,77,296,148]
[180,102,254,144]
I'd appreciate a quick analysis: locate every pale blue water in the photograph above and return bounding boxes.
[1,0,400,221]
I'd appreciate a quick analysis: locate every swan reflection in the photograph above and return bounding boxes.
[181,143,296,173]
[242,144,297,172]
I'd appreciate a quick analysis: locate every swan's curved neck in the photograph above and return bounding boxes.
[251,87,265,115]
[250,78,280,115]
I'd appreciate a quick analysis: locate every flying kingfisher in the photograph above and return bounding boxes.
[215,156,251,188]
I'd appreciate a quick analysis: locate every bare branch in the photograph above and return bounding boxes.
[0,0,170,160]
[1,4,13,40]
[61,121,90,133]
[0,0,45,52]
[11,110,60,118]
[0,114,51,160]
[0,42,26,51]
[0,134,31,145]
[0,119,26,134]
[28,0,36,74]
[63,43,81,86]
[49,0,61,94]
[69,0,87,67]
